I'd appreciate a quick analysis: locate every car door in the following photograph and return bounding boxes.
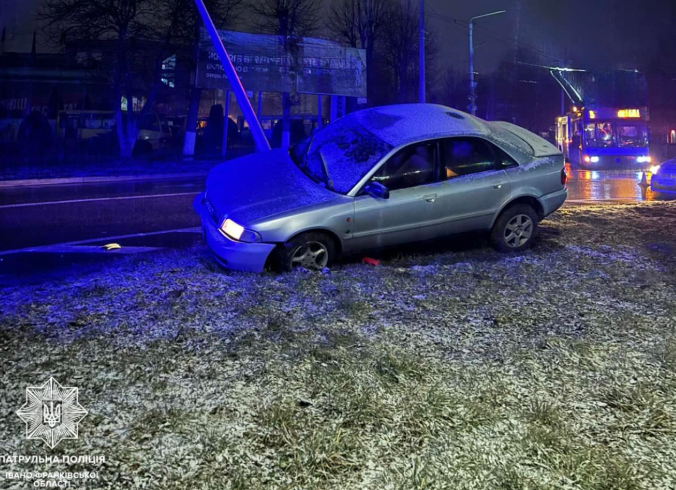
[433,137,513,234]
[351,140,443,249]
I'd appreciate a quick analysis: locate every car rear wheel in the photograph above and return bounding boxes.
[490,204,539,253]
[275,232,337,272]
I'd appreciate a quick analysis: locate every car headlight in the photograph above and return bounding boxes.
[650,165,660,174]
[219,219,261,242]
[637,156,652,164]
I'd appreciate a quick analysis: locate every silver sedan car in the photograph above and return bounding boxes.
[194,104,568,272]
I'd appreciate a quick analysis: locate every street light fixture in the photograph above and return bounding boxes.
[468,10,506,116]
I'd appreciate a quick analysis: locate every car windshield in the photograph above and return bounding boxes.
[290,116,393,194]
[289,133,331,188]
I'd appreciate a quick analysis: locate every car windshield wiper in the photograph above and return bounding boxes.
[317,150,334,190]
[302,136,333,190]
[301,134,314,169]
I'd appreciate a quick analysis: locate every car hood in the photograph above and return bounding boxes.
[205,149,340,225]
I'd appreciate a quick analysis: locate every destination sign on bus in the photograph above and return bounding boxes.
[617,109,641,119]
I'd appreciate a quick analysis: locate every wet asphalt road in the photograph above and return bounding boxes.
[0,177,204,252]
[0,168,674,282]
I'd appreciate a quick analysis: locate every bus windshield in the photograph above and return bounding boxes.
[584,122,648,148]
[617,124,648,148]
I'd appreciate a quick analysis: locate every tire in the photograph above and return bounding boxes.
[490,204,539,253]
[274,232,337,272]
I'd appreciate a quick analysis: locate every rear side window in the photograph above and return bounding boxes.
[442,138,497,180]
[494,145,518,167]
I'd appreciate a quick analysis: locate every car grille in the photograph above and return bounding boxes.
[204,196,220,224]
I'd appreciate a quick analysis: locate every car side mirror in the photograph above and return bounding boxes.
[363,181,390,200]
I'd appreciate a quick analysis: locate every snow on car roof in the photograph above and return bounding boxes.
[353,104,489,147]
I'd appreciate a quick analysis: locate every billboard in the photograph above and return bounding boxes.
[196,30,367,98]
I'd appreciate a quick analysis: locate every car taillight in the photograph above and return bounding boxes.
[561,168,568,186]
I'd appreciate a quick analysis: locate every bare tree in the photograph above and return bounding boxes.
[379,0,438,104]
[250,0,322,38]
[326,0,390,102]
[249,0,321,147]
[381,0,417,102]
[40,0,154,158]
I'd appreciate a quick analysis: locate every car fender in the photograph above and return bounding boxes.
[490,190,545,228]
[251,198,356,249]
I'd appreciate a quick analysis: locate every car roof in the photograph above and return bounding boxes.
[352,104,490,147]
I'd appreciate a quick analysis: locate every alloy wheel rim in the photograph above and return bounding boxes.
[291,241,328,270]
[504,214,533,248]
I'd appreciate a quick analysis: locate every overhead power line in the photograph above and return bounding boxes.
[425,3,565,65]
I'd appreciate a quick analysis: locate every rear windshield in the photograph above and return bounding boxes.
[489,122,561,157]
[486,123,534,155]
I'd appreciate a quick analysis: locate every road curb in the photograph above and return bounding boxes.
[0,172,209,188]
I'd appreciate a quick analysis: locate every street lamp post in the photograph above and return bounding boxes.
[468,10,506,116]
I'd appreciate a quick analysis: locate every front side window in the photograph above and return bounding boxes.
[371,142,438,191]
[443,138,497,180]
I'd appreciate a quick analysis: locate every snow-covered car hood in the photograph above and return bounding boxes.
[205,149,340,225]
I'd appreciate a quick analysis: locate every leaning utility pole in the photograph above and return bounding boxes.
[419,0,426,103]
[193,0,270,152]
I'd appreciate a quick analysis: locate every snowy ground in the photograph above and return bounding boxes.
[1,203,676,489]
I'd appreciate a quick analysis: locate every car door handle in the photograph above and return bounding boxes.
[424,194,437,202]
[493,184,504,189]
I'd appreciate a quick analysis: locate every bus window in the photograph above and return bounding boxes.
[584,124,596,147]
[585,123,616,148]
[598,123,615,147]
[617,125,647,148]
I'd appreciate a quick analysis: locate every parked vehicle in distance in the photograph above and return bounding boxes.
[56,110,172,154]
[134,112,172,154]
[194,104,568,272]
[650,158,676,194]
[57,110,115,145]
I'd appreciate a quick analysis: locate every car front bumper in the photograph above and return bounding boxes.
[540,188,568,217]
[193,193,276,273]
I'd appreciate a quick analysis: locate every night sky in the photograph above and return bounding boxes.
[2,0,674,74]
[427,0,675,75]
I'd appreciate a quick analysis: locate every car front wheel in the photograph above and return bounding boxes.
[490,204,539,253]
[275,232,337,272]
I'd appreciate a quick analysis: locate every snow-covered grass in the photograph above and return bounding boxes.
[1,203,676,489]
